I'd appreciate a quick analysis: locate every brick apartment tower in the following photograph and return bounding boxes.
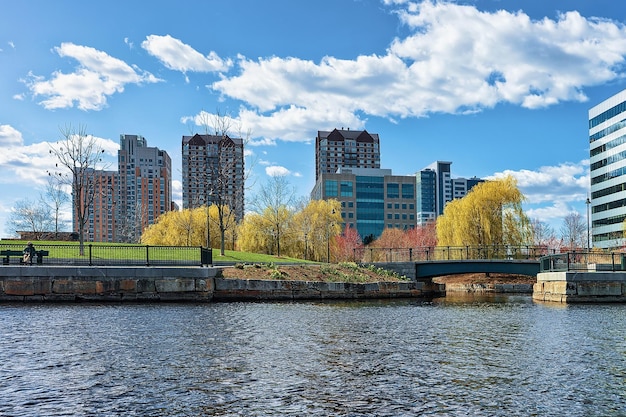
[315,128,380,180]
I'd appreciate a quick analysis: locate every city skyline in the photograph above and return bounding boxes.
[2,0,626,236]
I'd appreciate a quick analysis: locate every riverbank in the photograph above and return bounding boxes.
[0,265,443,302]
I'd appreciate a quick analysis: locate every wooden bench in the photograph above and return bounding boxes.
[1,250,49,265]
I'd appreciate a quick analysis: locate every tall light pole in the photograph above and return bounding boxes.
[586,197,591,251]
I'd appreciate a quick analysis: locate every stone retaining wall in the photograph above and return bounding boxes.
[214,277,442,301]
[0,266,443,302]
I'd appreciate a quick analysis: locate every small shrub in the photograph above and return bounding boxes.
[269,269,288,280]
[235,263,245,269]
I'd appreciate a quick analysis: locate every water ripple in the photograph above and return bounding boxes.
[0,299,624,416]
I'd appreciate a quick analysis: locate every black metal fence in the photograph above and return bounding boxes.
[0,243,213,267]
[539,252,626,272]
[353,245,557,263]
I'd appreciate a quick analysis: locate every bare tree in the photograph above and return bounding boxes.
[531,218,555,246]
[251,175,296,257]
[7,198,55,240]
[191,109,251,256]
[48,124,107,254]
[116,200,148,243]
[560,212,586,250]
[43,176,70,237]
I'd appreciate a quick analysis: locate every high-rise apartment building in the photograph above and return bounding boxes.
[86,134,172,242]
[415,161,483,226]
[182,134,245,221]
[89,170,118,242]
[311,168,416,241]
[315,129,380,181]
[589,89,626,249]
[116,134,172,242]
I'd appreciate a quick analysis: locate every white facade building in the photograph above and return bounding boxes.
[589,89,626,249]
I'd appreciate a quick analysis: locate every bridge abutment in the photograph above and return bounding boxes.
[534,272,626,303]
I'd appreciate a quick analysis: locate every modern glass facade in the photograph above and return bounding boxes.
[415,162,483,226]
[416,169,436,226]
[589,89,626,248]
[311,168,416,241]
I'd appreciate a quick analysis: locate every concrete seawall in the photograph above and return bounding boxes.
[534,271,626,303]
[0,266,443,302]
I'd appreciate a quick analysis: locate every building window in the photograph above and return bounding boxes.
[340,181,353,197]
[387,183,399,198]
[325,180,338,197]
[402,183,414,199]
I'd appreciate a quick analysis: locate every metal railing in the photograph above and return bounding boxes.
[353,245,557,263]
[539,252,626,272]
[0,243,213,267]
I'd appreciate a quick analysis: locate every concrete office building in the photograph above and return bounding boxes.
[315,129,380,181]
[182,134,245,221]
[311,168,416,241]
[589,89,626,248]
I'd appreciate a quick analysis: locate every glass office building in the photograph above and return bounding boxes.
[311,168,416,241]
[589,89,626,248]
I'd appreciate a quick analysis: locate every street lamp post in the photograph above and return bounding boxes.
[586,197,591,251]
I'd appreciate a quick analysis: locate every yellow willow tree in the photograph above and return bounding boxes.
[141,207,213,246]
[436,176,531,249]
[291,199,342,262]
[237,212,273,254]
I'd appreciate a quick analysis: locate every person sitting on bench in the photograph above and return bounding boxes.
[23,242,36,265]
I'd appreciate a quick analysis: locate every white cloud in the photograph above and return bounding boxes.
[0,125,24,147]
[0,125,118,187]
[26,43,161,110]
[142,34,232,73]
[172,179,182,210]
[265,166,291,177]
[208,1,626,143]
[490,161,589,205]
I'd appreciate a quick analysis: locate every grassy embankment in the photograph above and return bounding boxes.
[0,240,407,283]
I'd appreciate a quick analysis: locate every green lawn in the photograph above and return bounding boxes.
[0,240,312,264]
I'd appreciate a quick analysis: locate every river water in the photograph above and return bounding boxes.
[0,295,624,416]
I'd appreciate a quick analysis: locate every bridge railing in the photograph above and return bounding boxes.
[353,245,556,263]
[539,252,626,272]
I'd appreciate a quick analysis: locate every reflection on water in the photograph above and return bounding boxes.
[0,298,624,416]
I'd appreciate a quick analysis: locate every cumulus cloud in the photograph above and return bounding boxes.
[265,166,292,177]
[0,124,118,186]
[141,35,232,74]
[208,1,626,141]
[488,161,589,224]
[490,161,589,204]
[26,43,161,110]
[0,125,24,147]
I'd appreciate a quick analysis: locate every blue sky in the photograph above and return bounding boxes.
[1,0,625,237]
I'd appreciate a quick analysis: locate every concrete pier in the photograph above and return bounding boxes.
[534,271,626,303]
[0,266,442,302]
